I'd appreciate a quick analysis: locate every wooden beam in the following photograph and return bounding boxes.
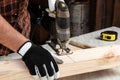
[0,45,120,80]
[105,0,114,27]
[95,0,103,30]
[0,60,35,80]
[113,0,120,27]
[95,0,114,30]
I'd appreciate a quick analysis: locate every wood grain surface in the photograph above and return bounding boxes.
[0,27,120,80]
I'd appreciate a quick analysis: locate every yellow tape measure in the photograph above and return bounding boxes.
[100,31,118,41]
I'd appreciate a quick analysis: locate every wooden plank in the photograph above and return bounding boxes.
[113,0,120,27]
[105,0,114,27]
[95,0,103,30]
[95,0,114,30]
[0,44,120,80]
[0,27,119,80]
[0,60,35,80]
[59,56,120,78]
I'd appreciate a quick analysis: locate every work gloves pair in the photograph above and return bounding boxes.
[17,41,59,80]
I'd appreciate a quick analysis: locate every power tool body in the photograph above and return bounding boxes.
[47,0,73,55]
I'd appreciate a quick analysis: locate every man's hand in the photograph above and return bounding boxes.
[17,41,59,80]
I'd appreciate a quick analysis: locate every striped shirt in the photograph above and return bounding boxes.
[0,0,31,55]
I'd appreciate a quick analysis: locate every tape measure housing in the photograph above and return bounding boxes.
[100,31,118,41]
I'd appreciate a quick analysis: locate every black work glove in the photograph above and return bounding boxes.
[17,41,59,80]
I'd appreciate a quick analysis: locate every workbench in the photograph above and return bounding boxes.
[1,26,120,80]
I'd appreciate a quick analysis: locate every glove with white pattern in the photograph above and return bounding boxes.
[17,41,59,80]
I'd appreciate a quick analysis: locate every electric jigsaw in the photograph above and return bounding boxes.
[47,0,73,55]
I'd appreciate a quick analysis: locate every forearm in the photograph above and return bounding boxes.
[0,15,29,52]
